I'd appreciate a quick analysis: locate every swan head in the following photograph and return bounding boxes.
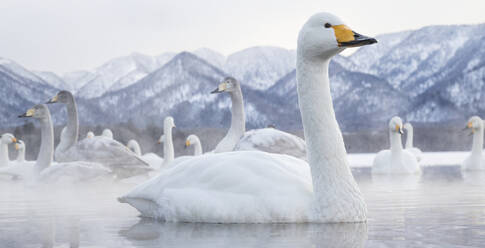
[86,131,95,138]
[185,134,199,148]
[403,123,413,131]
[157,134,165,144]
[0,133,17,145]
[389,116,404,135]
[211,77,240,94]
[298,12,377,59]
[102,129,114,139]
[19,104,51,121]
[164,116,176,130]
[15,140,25,151]
[465,116,483,134]
[46,90,74,104]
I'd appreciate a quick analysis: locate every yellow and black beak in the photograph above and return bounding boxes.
[211,82,227,94]
[395,124,404,135]
[185,140,190,148]
[46,94,59,104]
[18,108,35,118]
[333,25,377,48]
[12,137,17,143]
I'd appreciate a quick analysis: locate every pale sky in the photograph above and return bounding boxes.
[1,0,484,74]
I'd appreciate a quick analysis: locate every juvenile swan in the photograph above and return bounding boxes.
[373,117,420,174]
[119,12,377,223]
[403,123,423,162]
[462,116,485,171]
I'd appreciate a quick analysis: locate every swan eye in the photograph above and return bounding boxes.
[324,23,332,28]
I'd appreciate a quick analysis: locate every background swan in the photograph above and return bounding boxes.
[462,116,485,171]
[0,133,17,166]
[46,90,151,178]
[14,104,111,182]
[0,139,37,180]
[128,139,163,170]
[373,117,420,174]
[86,131,95,138]
[119,12,376,223]
[403,123,422,162]
[185,134,202,156]
[102,129,114,139]
[161,117,175,168]
[211,77,307,160]
[15,140,26,162]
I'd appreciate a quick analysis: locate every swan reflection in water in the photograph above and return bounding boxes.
[119,219,368,248]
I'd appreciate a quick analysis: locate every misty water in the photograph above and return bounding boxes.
[1,166,485,248]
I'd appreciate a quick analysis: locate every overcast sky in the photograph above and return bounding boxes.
[1,0,484,74]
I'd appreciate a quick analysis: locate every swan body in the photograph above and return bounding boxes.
[403,123,422,162]
[235,128,306,161]
[185,134,203,156]
[16,104,112,183]
[211,78,307,159]
[46,91,150,178]
[462,116,485,171]
[120,12,377,223]
[0,133,17,167]
[372,117,420,174]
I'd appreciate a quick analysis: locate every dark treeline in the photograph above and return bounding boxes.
[0,121,472,161]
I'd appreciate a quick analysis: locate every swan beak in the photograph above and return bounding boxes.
[46,95,58,104]
[18,108,35,118]
[12,137,17,143]
[211,82,227,94]
[185,140,190,148]
[334,25,377,48]
[15,143,20,150]
[395,124,403,135]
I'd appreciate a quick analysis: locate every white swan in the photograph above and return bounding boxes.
[119,12,377,223]
[127,139,164,170]
[161,117,175,168]
[46,90,151,178]
[185,134,202,155]
[403,122,423,162]
[0,139,37,180]
[15,140,26,162]
[372,117,420,174]
[102,129,114,139]
[211,77,306,160]
[0,133,17,166]
[9,104,112,182]
[462,116,485,171]
[86,131,95,138]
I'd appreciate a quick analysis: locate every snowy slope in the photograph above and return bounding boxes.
[33,71,66,90]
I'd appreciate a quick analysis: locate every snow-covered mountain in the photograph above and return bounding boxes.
[2,22,485,130]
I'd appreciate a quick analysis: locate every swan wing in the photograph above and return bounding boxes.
[234,128,307,161]
[119,151,313,223]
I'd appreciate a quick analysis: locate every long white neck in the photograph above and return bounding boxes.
[405,126,414,149]
[36,114,54,174]
[163,125,174,166]
[16,146,25,162]
[214,88,245,153]
[390,130,404,156]
[471,127,484,158]
[193,137,203,156]
[0,142,9,166]
[128,141,142,156]
[296,54,366,222]
[57,97,79,153]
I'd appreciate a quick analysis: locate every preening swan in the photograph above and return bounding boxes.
[372,117,420,174]
[462,116,485,171]
[46,90,151,178]
[403,123,422,162]
[127,139,142,156]
[185,134,202,155]
[102,129,114,139]
[119,12,376,223]
[0,133,17,166]
[14,104,111,182]
[211,77,307,159]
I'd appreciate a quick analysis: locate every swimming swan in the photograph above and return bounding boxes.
[128,139,164,170]
[403,122,422,162]
[0,133,17,166]
[462,116,485,171]
[46,91,151,178]
[119,12,377,223]
[185,134,202,156]
[211,77,306,160]
[14,104,111,182]
[372,117,420,174]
